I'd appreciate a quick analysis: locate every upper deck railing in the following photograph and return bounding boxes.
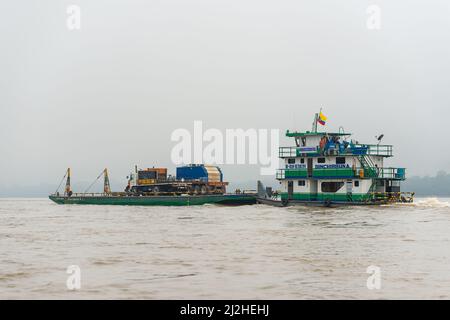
[276,167,405,180]
[352,144,393,156]
[279,144,393,158]
[279,147,300,158]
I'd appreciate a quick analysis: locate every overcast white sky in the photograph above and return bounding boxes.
[1,0,449,193]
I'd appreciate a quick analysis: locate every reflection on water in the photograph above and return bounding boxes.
[0,197,450,299]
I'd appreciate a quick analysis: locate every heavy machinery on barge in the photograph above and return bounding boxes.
[126,165,228,195]
[49,164,256,206]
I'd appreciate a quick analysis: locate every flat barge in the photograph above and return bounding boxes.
[49,165,257,206]
[49,193,256,206]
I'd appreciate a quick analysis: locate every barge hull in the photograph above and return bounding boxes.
[49,194,256,206]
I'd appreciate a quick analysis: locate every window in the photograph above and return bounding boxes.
[389,180,400,187]
[318,158,326,164]
[138,171,157,179]
[300,158,305,164]
[336,157,346,164]
[354,180,360,187]
[321,182,345,193]
[298,180,306,186]
[287,158,296,164]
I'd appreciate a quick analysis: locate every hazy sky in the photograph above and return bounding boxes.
[1,1,449,193]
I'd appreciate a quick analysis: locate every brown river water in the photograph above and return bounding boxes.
[1,197,450,299]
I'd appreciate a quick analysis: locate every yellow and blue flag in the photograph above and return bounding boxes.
[318,112,327,125]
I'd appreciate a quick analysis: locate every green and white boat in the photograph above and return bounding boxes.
[258,112,414,206]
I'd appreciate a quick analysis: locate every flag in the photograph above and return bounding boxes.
[317,112,327,126]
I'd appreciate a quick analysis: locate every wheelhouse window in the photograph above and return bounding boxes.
[300,158,305,164]
[321,182,344,193]
[287,158,296,164]
[298,180,306,186]
[336,157,346,164]
[318,158,326,164]
[354,180,360,187]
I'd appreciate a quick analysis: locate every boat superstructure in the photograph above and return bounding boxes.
[259,113,414,206]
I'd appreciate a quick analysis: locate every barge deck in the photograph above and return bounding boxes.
[49,193,257,206]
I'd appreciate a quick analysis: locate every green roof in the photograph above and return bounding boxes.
[285,130,351,137]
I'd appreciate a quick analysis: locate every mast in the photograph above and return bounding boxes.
[64,168,71,196]
[103,168,111,194]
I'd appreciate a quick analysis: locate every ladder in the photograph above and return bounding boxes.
[358,154,379,202]
[358,155,378,178]
[364,180,377,202]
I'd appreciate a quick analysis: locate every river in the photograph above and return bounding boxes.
[1,197,449,299]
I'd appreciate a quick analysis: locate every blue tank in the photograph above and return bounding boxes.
[176,165,223,182]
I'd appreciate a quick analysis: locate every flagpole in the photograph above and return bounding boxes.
[316,107,323,133]
[313,108,323,133]
[313,113,318,133]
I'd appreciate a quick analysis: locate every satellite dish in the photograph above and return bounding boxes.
[376,134,384,144]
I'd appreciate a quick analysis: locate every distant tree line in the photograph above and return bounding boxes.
[403,171,450,196]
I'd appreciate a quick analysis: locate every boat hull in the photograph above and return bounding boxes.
[256,197,404,207]
[49,194,256,206]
